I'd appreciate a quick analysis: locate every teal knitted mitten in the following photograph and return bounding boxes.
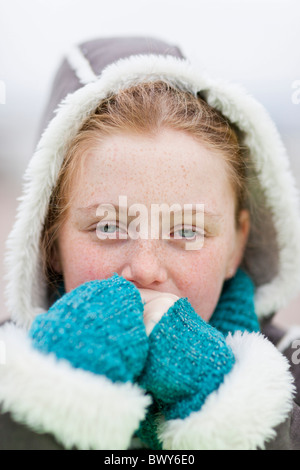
[135,401,163,450]
[138,297,235,421]
[29,274,148,383]
[136,268,258,447]
[209,268,260,336]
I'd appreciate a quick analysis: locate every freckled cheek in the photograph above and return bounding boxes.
[59,237,119,292]
[174,243,228,321]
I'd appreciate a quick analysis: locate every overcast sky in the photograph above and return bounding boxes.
[0,0,299,175]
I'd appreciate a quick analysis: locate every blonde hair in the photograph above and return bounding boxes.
[41,81,250,293]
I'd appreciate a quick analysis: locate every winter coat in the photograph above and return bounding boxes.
[1,36,300,450]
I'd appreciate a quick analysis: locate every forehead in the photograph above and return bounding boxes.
[70,128,235,212]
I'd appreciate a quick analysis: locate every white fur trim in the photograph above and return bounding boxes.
[0,323,151,450]
[66,45,98,85]
[159,331,295,450]
[3,54,300,326]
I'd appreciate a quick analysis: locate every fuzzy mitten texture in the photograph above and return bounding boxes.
[138,297,235,421]
[136,268,259,447]
[209,268,260,336]
[29,274,148,383]
[135,401,163,450]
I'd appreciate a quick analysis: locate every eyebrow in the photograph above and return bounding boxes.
[75,203,222,221]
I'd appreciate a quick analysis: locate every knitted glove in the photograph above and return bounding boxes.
[136,268,258,447]
[137,297,235,421]
[29,274,148,384]
[209,268,260,335]
[135,401,163,450]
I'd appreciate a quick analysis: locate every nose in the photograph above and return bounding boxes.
[121,239,168,289]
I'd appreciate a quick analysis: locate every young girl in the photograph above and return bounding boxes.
[1,36,300,450]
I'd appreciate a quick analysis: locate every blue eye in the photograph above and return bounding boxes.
[99,223,118,234]
[171,226,205,241]
[96,222,127,239]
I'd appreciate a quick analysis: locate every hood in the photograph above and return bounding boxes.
[4,36,300,329]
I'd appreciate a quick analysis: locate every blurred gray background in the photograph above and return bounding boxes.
[1,0,300,326]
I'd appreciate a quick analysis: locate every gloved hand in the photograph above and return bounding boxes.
[29,273,149,384]
[135,401,163,450]
[209,268,260,335]
[137,296,235,421]
[136,268,258,447]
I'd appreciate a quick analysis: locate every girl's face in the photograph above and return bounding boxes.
[54,128,250,321]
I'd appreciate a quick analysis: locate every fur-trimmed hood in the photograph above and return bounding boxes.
[4,36,300,329]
